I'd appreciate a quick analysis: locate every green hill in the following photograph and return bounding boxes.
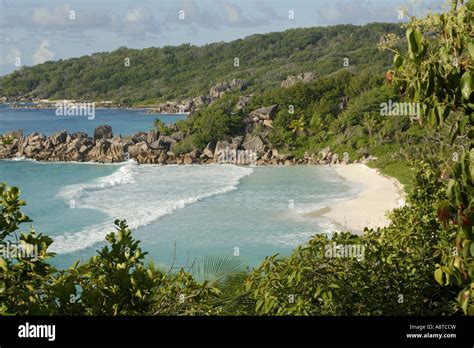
[0,23,402,104]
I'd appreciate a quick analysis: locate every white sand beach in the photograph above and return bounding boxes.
[308,164,405,234]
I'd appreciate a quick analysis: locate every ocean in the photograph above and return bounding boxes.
[0,107,361,269]
[0,103,187,136]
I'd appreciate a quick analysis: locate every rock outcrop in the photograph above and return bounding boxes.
[242,135,265,152]
[281,72,315,88]
[244,105,277,133]
[147,95,212,114]
[0,123,357,166]
[209,79,248,99]
[4,129,23,139]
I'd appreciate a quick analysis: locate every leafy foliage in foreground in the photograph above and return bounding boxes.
[381,0,473,314]
[0,163,463,316]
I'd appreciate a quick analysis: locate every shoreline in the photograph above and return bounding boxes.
[305,164,405,234]
[0,102,193,115]
[2,156,406,236]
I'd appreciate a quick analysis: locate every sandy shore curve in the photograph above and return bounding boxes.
[307,164,405,234]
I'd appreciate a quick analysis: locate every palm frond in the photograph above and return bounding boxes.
[191,254,245,286]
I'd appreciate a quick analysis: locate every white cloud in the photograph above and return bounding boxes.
[315,0,445,25]
[182,0,200,18]
[33,40,54,64]
[0,48,21,65]
[7,4,115,33]
[32,4,72,27]
[177,0,281,30]
[177,0,219,29]
[219,0,242,24]
[125,8,147,24]
[101,7,160,40]
[123,7,156,30]
[316,0,383,25]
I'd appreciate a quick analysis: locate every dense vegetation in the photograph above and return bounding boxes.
[1,1,473,316]
[0,24,402,103]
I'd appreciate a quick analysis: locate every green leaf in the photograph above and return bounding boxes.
[191,254,243,285]
[434,268,443,285]
[394,54,403,68]
[454,256,461,269]
[468,41,474,58]
[446,180,455,200]
[459,116,468,135]
[467,0,474,11]
[461,71,472,100]
[0,257,7,271]
[436,105,447,122]
[428,108,438,126]
[461,291,469,314]
[407,28,423,57]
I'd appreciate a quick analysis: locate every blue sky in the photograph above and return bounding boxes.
[0,0,445,75]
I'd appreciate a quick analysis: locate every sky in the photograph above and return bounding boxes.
[0,0,445,76]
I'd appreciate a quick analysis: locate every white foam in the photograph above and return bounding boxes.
[289,180,363,217]
[263,224,335,248]
[57,160,138,199]
[51,164,253,254]
[12,156,25,161]
[243,217,337,248]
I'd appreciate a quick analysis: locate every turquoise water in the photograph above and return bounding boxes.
[0,160,360,269]
[0,104,186,136]
[0,107,361,269]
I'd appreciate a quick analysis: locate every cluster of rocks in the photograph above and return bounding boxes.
[0,126,271,165]
[198,132,279,165]
[315,147,345,165]
[0,125,365,166]
[148,79,249,114]
[281,72,315,88]
[209,78,248,99]
[0,126,182,164]
[148,95,209,114]
[149,71,317,115]
[143,72,318,116]
[244,105,277,133]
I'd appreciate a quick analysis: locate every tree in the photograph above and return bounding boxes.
[0,183,56,315]
[154,119,172,135]
[380,0,474,314]
[289,116,306,136]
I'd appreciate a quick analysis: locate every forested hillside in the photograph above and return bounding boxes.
[0,23,402,103]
